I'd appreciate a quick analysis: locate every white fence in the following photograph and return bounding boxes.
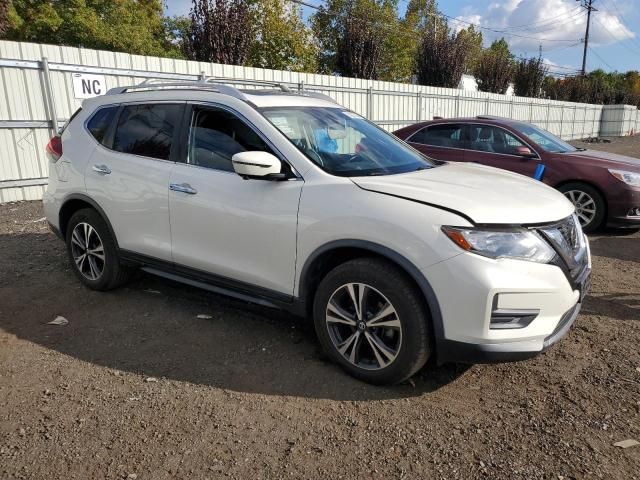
[1,40,639,203]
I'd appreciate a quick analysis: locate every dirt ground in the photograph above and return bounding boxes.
[1,137,639,479]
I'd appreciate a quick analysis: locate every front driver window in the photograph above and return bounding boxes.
[469,125,526,155]
[189,106,274,172]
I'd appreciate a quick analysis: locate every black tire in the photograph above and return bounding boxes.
[558,182,606,233]
[65,208,132,290]
[313,258,431,385]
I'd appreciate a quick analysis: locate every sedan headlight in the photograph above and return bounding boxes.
[442,226,556,263]
[609,169,640,187]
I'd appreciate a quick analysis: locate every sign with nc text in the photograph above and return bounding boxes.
[72,73,106,99]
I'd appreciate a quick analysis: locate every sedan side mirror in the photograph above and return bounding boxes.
[515,146,537,158]
[232,151,287,180]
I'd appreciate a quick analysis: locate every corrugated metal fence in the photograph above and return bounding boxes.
[1,40,639,203]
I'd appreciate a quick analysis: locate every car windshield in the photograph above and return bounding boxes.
[510,123,578,153]
[260,106,435,176]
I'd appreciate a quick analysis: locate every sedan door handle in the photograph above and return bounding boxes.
[169,183,198,195]
[92,164,111,175]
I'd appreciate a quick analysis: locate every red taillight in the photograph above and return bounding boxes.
[46,136,62,162]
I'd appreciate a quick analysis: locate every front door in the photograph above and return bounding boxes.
[466,124,542,178]
[168,104,303,296]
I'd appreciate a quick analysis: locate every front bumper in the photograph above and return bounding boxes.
[423,234,591,365]
[437,301,582,364]
[607,184,640,228]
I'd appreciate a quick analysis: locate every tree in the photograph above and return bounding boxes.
[0,0,10,36]
[5,0,180,57]
[513,56,548,98]
[456,25,482,74]
[474,38,514,94]
[248,0,317,72]
[313,0,397,79]
[164,15,192,56]
[185,0,254,65]
[415,17,471,88]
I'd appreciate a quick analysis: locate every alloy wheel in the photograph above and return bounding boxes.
[325,283,402,370]
[563,189,597,227]
[70,222,105,280]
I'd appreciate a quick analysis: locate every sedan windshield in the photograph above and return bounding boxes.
[510,123,578,153]
[260,107,435,176]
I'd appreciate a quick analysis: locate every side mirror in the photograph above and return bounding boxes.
[515,146,537,158]
[231,151,286,180]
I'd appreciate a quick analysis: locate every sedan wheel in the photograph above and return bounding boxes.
[563,189,597,228]
[326,282,402,370]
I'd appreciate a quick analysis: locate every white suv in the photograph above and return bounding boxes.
[43,80,591,384]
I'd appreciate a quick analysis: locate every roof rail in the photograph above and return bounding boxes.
[105,77,338,105]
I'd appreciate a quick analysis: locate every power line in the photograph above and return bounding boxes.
[442,14,581,43]
[497,6,584,32]
[597,0,640,52]
[288,0,582,44]
[588,46,617,71]
[592,15,640,56]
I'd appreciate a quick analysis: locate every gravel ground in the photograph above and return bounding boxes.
[1,137,640,479]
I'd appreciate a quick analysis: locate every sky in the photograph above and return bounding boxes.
[164,0,640,75]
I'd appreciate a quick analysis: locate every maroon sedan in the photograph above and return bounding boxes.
[393,116,640,232]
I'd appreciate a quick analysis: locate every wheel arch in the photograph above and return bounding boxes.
[59,194,119,248]
[298,240,445,342]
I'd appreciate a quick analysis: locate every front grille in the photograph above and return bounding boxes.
[538,214,588,280]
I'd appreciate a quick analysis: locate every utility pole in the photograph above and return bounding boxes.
[578,0,597,75]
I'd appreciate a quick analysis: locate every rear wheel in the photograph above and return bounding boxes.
[313,258,431,385]
[66,208,132,290]
[558,182,606,233]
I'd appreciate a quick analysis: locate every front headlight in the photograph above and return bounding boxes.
[442,226,556,263]
[609,169,640,187]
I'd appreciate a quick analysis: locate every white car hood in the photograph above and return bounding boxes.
[351,162,574,225]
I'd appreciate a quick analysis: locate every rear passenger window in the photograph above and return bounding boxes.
[411,124,466,148]
[189,106,272,172]
[113,104,182,160]
[87,107,117,145]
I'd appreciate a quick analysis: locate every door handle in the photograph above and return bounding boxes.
[169,183,197,195]
[92,164,111,175]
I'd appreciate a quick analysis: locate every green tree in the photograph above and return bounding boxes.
[248,0,317,72]
[312,0,398,79]
[376,0,439,82]
[415,15,473,87]
[5,0,181,57]
[474,38,514,94]
[0,0,10,36]
[164,15,191,55]
[513,56,548,98]
[456,25,482,74]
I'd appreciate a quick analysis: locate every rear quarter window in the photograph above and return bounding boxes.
[87,106,118,145]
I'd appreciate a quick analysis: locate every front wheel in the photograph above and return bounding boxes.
[558,182,606,233]
[313,258,431,385]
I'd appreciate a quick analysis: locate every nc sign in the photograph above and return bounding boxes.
[72,73,106,99]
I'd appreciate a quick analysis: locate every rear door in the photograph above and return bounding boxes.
[466,124,542,178]
[405,123,468,162]
[85,102,184,261]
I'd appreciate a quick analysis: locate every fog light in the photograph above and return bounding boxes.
[490,296,539,330]
[628,207,640,217]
